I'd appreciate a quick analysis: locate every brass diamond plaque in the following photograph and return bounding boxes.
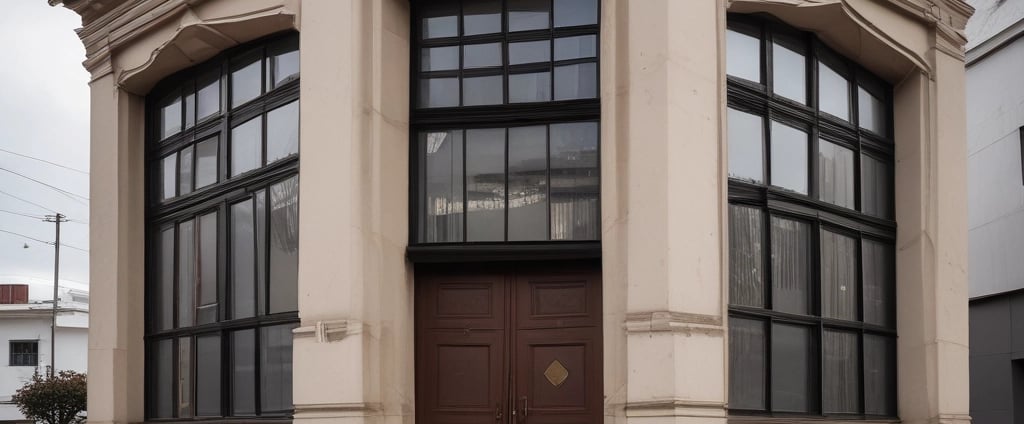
[543,359,569,387]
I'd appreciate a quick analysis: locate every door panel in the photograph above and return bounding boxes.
[515,271,601,330]
[514,327,601,424]
[418,329,507,424]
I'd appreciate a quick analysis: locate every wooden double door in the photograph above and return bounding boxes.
[415,263,603,424]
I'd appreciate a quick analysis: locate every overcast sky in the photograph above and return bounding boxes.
[0,1,90,299]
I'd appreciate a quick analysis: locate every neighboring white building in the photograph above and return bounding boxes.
[0,283,88,423]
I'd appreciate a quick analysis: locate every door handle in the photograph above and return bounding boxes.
[495,403,502,421]
[520,396,528,419]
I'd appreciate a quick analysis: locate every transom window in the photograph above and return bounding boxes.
[146,32,299,421]
[9,341,38,367]
[726,16,896,419]
[411,0,601,252]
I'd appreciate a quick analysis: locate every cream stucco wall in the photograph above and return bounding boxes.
[62,0,972,423]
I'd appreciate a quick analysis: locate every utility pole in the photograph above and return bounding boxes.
[43,213,66,377]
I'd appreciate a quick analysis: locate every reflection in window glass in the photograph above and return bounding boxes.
[255,191,267,315]
[509,40,550,65]
[197,212,218,325]
[231,329,256,415]
[232,56,262,108]
[161,153,177,201]
[197,70,220,121]
[771,216,811,315]
[771,323,816,413]
[422,46,460,71]
[508,0,550,32]
[177,337,193,418]
[858,86,886,135]
[727,108,764,184]
[261,324,297,412]
[185,91,195,130]
[267,37,299,90]
[729,317,766,410]
[179,146,193,196]
[509,72,551,103]
[231,117,262,177]
[195,137,218,189]
[818,139,855,209]
[231,200,256,319]
[269,177,299,314]
[821,229,858,321]
[772,40,806,104]
[729,205,764,308]
[864,335,896,415]
[554,0,598,27]
[195,335,221,416]
[160,95,182,139]
[818,61,850,121]
[420,78,460,108]
[466,128,506,241]
[178,219,195,328]
[727,29,760,83]
[861,154,892,218]
[267,101,300,163]
[422,1,458,39]
[554,63,597,100]
[508,126,548,241]
[464,43,502,69]
[554,35,597,61]
[421,130,464,243]
[550,122,599,240]
[156,229,175,331]
[464,0,501,36]
[770,121,808,194]
[463,75,504,106]
[863,240,894,327]
[152,339,173,418]
[823,330,859,414]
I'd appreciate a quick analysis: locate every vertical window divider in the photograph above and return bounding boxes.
[546,124,552,240]
[504,127,510,241]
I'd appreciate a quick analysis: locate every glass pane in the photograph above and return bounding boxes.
[772,39,806,104]
[177,337,192,418]
[818,61,850,121]
[161,153,176,201]
[178,220,195,328]
[195,334,221,416]
[727,108,764,184]
[267,101,300,163]
[195,136,218,189]
[729,317,766,410]
[231,117,262,177]
[861,154,892,218]
[464,43,502,69]
[160,94,182,139]
[421,130,465,243]
[421,46,459,71]
[770,121,808,194]
[197,70,220,121]
[231,329,256,416]
[231,200,256,319]
[729,205,764,308]
[464,0,501,36]
[771,216,811,315]
[466,128,507,241]
[185,91,195,130]
[463,75,504,106]
[152,339,174,418]
[508,126,548,241]
[422,1,458,39]
[197,212,218,325]
[509,40,550,65]
[554,0,598,27]
[864,334,896,416]
[508,0,549,32]
[178,146,193,196]
[550,122,599,240]
[269,177,299,314]
[554,63,598,100]
[821,229,858,321]
[509,72,551,103]
[818,139,855,209]
[823,330,860,414]
[231,55,262,108]
[554,35,597,61]
[858,86,886,135]
[727,29,760,83]
[255,191,267,315]
[156,228,174,331]
[771,323,816,413]
[863,240,894,327]
[420,77,460,108]
[268,36,299,89]
[261,324,297,412]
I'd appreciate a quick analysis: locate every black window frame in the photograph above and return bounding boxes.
[726,14,898,420]
[408,0,602,263]
[9,340,38,367]
[144,31,300,422]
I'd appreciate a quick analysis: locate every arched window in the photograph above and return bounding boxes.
[145,32,299,420]
[725,15,896,418]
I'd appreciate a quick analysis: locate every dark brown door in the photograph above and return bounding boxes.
[416,264,602,424]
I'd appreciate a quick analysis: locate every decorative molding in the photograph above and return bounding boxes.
[624,310,724,335]
[293,402,383,419]
[293,319,365,343]
[625,399,727,418]
[966,16,1024,66]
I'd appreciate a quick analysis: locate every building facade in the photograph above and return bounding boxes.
[964,0,1024,422]
[54,0,973,423]
[0,284,89,423]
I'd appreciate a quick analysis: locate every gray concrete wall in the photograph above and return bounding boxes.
[969,291,1024,423]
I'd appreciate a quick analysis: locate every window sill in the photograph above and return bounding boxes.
[728,416,899,424]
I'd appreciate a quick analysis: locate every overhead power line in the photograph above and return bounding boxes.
[0,209,45,220]
[0,167,89,203]
[0,148,89,175]
[0,188,58,214]
[0,227,89,253]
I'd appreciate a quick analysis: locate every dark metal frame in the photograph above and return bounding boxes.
[407,0,602,262]
[143,31,300,422]
[726,14,898,420]
[8,340,39,367]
